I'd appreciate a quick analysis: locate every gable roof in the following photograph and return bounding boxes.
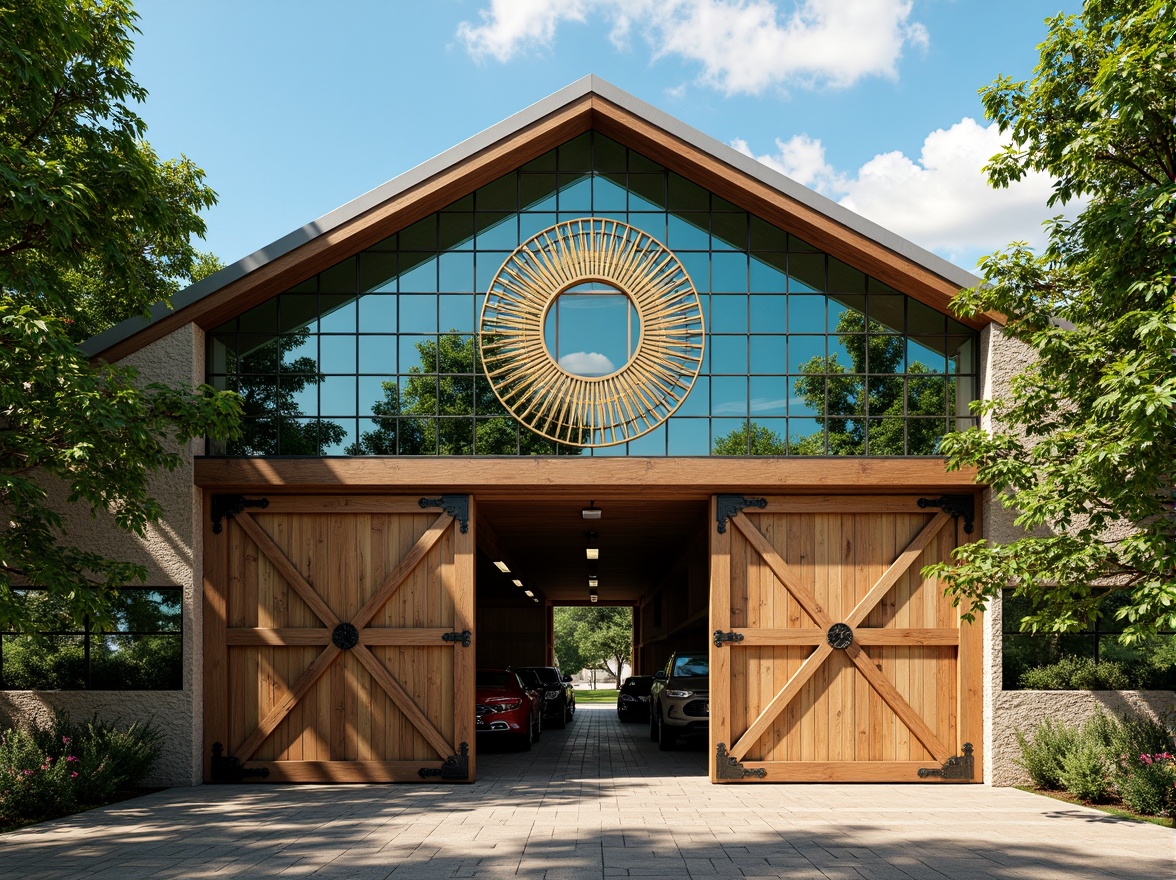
[83,75,990,362]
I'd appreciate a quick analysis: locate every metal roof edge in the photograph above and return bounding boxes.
[83,74,981,358]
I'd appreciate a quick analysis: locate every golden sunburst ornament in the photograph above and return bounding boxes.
[479,217,705,447]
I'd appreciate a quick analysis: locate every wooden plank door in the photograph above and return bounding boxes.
[709,495,982,783]
[203,495,475,783]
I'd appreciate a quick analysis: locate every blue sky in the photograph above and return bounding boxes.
[132,0,1081,274]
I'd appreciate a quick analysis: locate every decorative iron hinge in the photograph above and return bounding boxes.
[210,742,270,782]
[716,742,767,780]
[211,494,270,534]
[442,629,472,648]
[419,742,470,780]
[917,495,975,534]
[714,630,745,647]
[918,743,974,780]
[715,495,767,533]
[419,495,470,533]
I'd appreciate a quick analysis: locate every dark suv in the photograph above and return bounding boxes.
[649,651,708,750]
[518,666,575,728]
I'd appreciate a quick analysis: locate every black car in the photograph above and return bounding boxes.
[518,666,575,728]
[616,675,653,722]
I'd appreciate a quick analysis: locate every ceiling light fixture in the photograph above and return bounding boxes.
[524,590,534,598]
[589,588,598,604]
[588,576,598,588]
[493,561,510,573]
[585,548,599,560]
[581,502,602,520]
[512,579,523,587]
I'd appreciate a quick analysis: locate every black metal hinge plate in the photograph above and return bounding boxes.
[419,495,470,533]
[419,742,470,780]
[715,495,767,533]
[917,495,975,534]
[716,742,767,779]
[442,629,472,647]
[918,743,974,780]
[211,495,269,534]
[714,630,745,647]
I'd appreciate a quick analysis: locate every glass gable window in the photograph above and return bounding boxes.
[207,132,978,457]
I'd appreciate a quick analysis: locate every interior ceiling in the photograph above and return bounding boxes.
[476,495,709,604]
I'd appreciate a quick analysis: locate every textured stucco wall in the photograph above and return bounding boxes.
[0,324,204,786]
[977,323,1176,785]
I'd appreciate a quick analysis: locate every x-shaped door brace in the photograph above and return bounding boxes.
[727,511,954,764]
[226,511,457,763]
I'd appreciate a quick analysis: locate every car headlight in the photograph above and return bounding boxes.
[665,689,693,698]
[544,690,561,700]
[619,694,635,702]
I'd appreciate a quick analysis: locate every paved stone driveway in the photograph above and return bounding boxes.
[1,703,1172,879]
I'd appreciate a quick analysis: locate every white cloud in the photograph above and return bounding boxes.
[559,351,616,375]
[734,119,1069,267]
[457,0,928,94]
[457,0,588,63]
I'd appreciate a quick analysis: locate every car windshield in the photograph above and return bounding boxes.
[672,657,708,677]
[518,670,542,688]
[524,668,561,684]
[622,677,652,695]
[476,670,517,688]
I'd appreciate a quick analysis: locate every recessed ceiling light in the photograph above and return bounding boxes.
[524,590,534,598]
[581,503,601,520]
[493,561,510,573]
[512,579,523,587]
[588,576,598,588]
[585,548,599,560]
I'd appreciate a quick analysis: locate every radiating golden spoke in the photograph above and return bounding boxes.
[479,218,704,447]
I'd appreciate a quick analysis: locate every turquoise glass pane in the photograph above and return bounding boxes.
[749,336,786,373]
[319,375,356,415]
[358,335,396,374]
[439,212,474,250]
[399,256,437,293]
[666,418,709,456]
[712,377,747,415]
[558,175,592,212]
[711,253,747,292]
[788,335,826,373]
[710,334,747,373]
[400,295,437,333]
[711,296,748,334]
[750,376,788,416]
[668,214,709,250]
[439,253,474,293]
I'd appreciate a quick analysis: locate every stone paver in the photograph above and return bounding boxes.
[1,703,1172,878]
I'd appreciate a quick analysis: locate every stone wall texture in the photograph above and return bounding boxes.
[0,324,205,786]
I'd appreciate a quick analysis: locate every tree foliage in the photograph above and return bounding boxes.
[0,1,241,633]
[349,335,580,455]
[712,311,950,455]
[553,606,632,684]
[926,0,1176,642]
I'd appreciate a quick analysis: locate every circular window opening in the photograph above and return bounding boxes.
[543,282,642,378]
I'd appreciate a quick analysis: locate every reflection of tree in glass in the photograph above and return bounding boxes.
[710,311,952,455]
[713,423,788,455]
[1,590,181,690]
[792,311,951,455]
[226,329,345,455]
[348,335,581,455]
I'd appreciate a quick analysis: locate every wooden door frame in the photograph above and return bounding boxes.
[201,493,476,783]
[710,494,984,783]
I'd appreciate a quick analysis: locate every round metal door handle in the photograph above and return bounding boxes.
[826,623,853,650]
[332,622,360,650]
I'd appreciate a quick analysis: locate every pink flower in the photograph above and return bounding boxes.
[62,736,70,745]
[70,772,78,779]
[66,755,78,762]
[22,769,33,776]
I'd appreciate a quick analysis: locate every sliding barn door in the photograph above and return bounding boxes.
[203,495,475,783]
[710,495,982,783]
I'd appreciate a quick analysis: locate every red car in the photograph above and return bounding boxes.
[475,668,541,750]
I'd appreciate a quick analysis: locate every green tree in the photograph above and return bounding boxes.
[793,311,951,455]
[553,606,632,686]
[925,1,1176,643]
[553,606,590,676]
[713,422,788,455]
[349,334,580,455]
[0,1,241,634]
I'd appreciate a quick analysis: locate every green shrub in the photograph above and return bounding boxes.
[1117,754,1176,816]
[1058,727,1111,802]
[1018,656,1131,690]
[1016,717,1078,789]
[0,711,162,825]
